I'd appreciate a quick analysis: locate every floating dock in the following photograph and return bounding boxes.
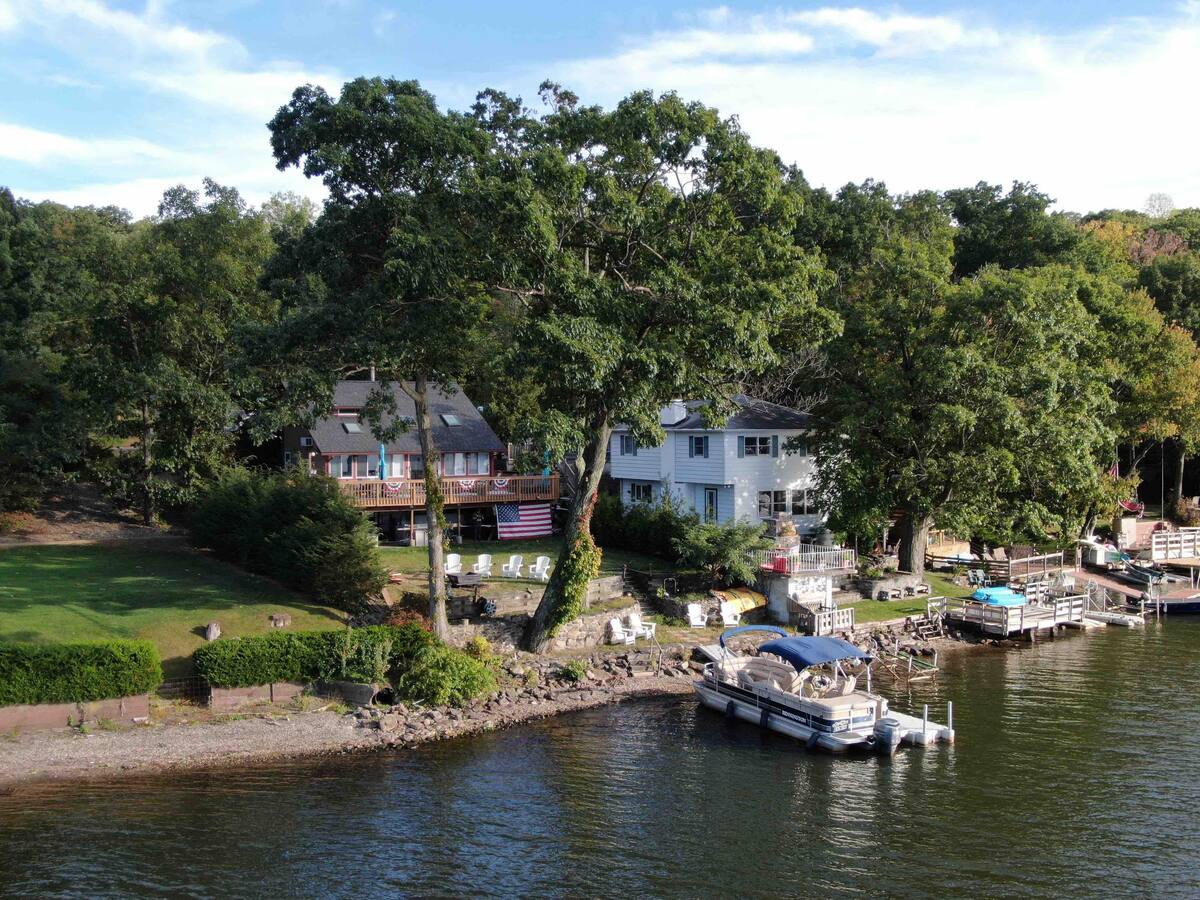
[934,594,1088,637]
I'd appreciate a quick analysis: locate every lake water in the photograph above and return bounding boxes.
[3,621,1200,898]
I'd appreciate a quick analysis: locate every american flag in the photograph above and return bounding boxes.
[496,502,553,539]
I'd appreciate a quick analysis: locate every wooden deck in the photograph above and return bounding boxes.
[339,474,559,509]
[936,594,1087,636]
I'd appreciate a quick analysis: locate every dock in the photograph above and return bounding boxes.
[933,594,1088,637]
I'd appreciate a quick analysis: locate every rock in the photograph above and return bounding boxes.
[269,612,292,628]
[204,622,221,641]
[378,714,405,732]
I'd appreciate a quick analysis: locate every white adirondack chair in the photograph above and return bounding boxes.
[473,554,493,577]
[608,617,636,645]
[626,612,656,640]
[719,601,741,627]
[528,556,552,581]
[501,554,524,578]
[687,603,709,628]
[445,553,462,576]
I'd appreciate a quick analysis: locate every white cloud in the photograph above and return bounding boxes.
[786,7,1000,55]
[0,122,177,165]
[5,0,341,117]
[549,6,1200,212]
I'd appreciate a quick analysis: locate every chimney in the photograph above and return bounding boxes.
[660,400,687,426]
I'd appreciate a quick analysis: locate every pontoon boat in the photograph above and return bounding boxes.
[694,627,955,754]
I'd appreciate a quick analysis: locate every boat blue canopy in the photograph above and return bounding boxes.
[757,636,872,670]
[718,625,789,647]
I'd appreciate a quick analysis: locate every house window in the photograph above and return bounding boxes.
[791,490,816,516]
[299,436,313,448]
[340,455,354,478]
[367,456,378,478]
[704,487,719,523]
[744,436,773,457]
[793,441,809,457]
[342,421,362,434]
[335,407,358,417]
[758,490,787,517]
[688,435,709,458]
[630,483,653,503]
[440,452,490,476]
[409,455,424,478]
[441,414,462,426]
[283,451,294,466]
[619,435,637,456]
[468,452,490,475]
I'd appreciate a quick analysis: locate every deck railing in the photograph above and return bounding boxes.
[756,547,857,575]
[338,474,559,509]
[795,605,856,636]
[1151,527,1200,562]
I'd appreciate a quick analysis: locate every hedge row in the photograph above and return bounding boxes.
[0,640,163,707]
[193,625,434,688]
[192,625,495,707]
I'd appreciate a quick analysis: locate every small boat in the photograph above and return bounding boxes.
[694,627,954,754]
[1119,561,1168,587]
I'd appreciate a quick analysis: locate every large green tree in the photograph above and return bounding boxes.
[474,85,835,650]
[258,78,504,638]
[74,180,274,523]
[812,189,1114,574]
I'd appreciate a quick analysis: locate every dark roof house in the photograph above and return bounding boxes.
[304,381,504,456]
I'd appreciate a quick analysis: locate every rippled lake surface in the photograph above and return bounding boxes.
[3,621,1200,898]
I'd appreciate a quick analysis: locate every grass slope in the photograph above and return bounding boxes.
[0,544,345,675]
[379,537,664,586]
[847,572,972,623]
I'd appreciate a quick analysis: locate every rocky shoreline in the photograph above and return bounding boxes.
[0,649,698,791]
[0,625,989,792]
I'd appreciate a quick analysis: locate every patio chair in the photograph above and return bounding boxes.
[528,556,552,582]
[473,554,493,577]
[445,553,462,576]
[608,617,636,645]
[626,612,655,640]
[501,554,524,578]
[686,603,709,628]
[719,601,741,627]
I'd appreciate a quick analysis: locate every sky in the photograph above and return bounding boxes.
[1,0,1198,218]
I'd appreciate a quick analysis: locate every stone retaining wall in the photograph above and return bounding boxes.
[209,681,306,713]
[549,602,642,651]
[0,693,150,731]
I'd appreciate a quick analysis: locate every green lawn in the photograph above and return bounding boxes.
[379,537,664,585]
[846,572,971,624]
[0,544,346,674]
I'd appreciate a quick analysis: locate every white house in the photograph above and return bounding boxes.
[608,396,824,534]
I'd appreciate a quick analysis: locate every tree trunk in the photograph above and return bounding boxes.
[1167,438,1186,516]
[140,399,154,526]
[895,506,932,577]
[523,416,612,652]
[412,375,449,640]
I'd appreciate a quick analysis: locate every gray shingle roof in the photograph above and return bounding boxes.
[307,381,504,454]
[617,395,811,432]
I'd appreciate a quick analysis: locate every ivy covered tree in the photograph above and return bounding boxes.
[472,84,835,649]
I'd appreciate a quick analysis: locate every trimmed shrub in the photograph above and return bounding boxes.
[672,519,771,587]
[393,644,496,708]
[191,467,387,612]
[193,624,436,689]
[0,640,162,706]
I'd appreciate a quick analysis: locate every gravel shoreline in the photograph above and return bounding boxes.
[0,672,695,791]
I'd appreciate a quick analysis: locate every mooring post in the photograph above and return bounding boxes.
[947,701,953,731]
[922,704,928,739]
